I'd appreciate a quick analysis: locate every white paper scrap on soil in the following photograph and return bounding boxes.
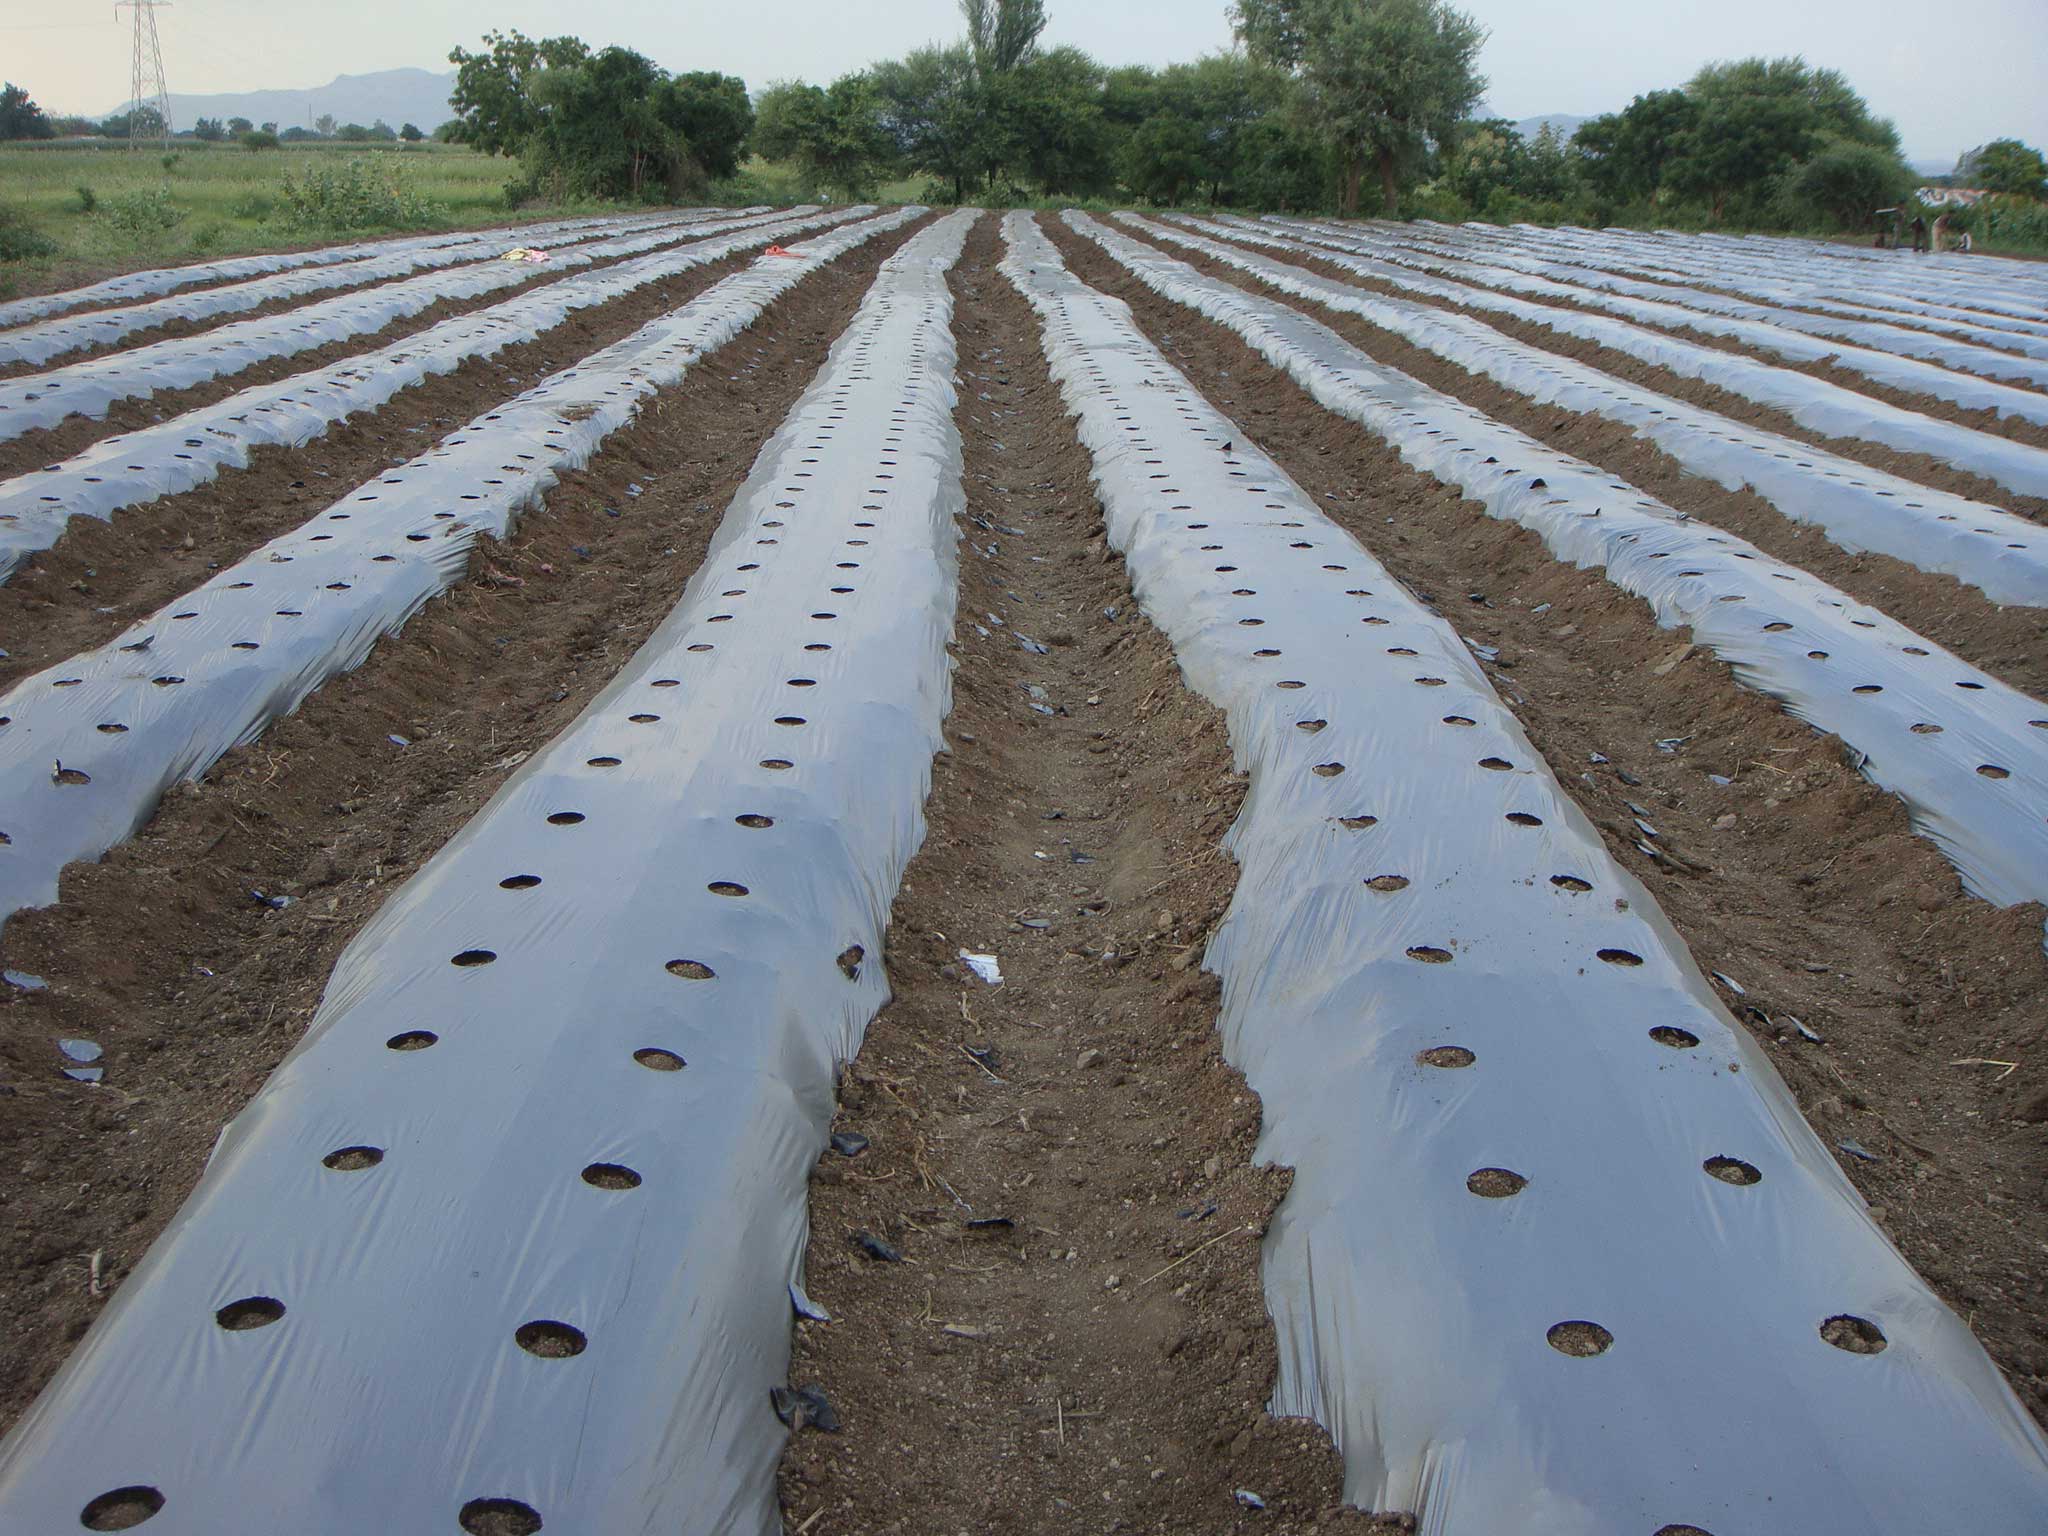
[0,207,921,934]
[0,207,801,442]
[1156,213,2048,609]
[0,206,856,579]
[1004,210,2048,1534]
[1072,213,2048,927]
[0,208,976,1535]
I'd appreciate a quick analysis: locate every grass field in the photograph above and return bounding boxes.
[0,140,605,299]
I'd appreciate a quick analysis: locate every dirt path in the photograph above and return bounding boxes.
[774,217,1403,1535]
[1049,215,2048,1428]
[0,215,926,1435]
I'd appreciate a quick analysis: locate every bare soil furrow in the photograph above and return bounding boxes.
[1049,214,2048,1427]
[0,245,771,689]
[1194,227,2048,524]
[775,214,1400,1536]
[1105,224,2048,704]
[0,215,921,1437]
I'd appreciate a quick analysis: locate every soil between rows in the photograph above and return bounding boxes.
[1340,240,2048,451]
[1048,214,2048,1427]
[0,226,778,484]
[775,214,1399,1535]
[0,239,772,690]
[1191,226,2048,524]
[1106,222,2048,706]
[0,210,927,1438]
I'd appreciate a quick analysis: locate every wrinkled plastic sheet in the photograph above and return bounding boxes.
[0,207,922,934]
[1273,218,2048,387]
[0,207,974,1534]
[1159,215,2048,609]
[0,206,859,579]
[1191,219,2048,502]
[1313,218,2048,341]
[1076,210,2048,922]
[1007,211,2048,1534]
[0,209,739,369]
[1434,219,2048,323]
[0,208,807,442]
[0,214,658,331]
[1383,218,2048,356]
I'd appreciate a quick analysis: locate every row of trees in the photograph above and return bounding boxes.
[0,85,449,149]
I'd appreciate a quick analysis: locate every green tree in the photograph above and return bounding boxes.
[1665,57,1898,221]
[1969,138,2048,199]
[1002,46,1114,196]
[227,116,254,136]
[1235,0,1487,217]
[1575,89,1698,206]
[0,84,54,141]
[1775,137,1911,228]
[961,0,1048,76]
[1122,113,1208,203]
[400,122,425,143]
[240,129,281,151]
[873,44,986,201]
[449,29,590,156]
[525,46,686,199]
[193,116,225,142]
[755,74,895,199]
[1231,115,1332,210]
[660,71,753,180]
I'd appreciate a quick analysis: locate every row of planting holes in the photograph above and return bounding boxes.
[1060,292,1886,1536]
[74,282,944,1534]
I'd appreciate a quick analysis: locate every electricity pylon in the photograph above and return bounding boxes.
[116,0,173,149]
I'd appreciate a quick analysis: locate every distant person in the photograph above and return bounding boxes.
[1933,211,1952,251]
[1910,215,1929,253]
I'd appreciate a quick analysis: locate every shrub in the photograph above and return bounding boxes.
[0,205,57,261]
[74,184,98,213]
[239,129,280,152]
[227,191,275,220]
[99,187,184,237]
[276,154,437,231]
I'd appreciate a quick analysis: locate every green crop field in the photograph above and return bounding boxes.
[0,140,608,299]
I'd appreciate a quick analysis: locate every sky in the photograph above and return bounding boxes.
[6,0,2044,166]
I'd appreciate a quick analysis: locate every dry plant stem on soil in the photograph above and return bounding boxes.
[775,216,1410,1535]
[0,214,929,1438]
[1048,215,2048,1428]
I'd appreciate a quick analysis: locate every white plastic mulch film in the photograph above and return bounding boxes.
[1311,217,2048,384]
[1161,213,2048,502]
[0,206,853,578]
[0,212,683,332]
[1160,213,2048,610]
[0,207,976,1533]
[1001,211,2048,1535]
[1070,213,2048,929]
[0,209,731,369]
[0,207,918,934]
[1260,216,2048,407]
[0,208,801,443]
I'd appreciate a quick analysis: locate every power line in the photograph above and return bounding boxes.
[114,0,172,149]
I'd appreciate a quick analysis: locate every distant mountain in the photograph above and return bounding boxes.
[1514,113,1591,144]
[105,67,458,134]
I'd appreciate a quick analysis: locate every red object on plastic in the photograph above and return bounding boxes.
[763,244,798,257]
